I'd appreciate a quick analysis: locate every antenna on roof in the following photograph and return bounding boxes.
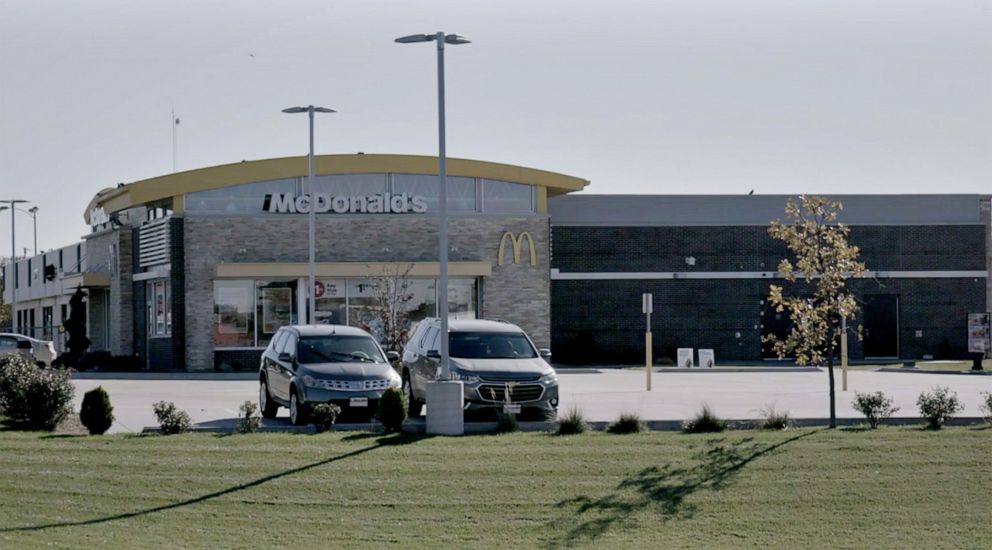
[172,107,180,173]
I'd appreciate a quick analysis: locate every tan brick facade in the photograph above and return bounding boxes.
[183,215,550,371]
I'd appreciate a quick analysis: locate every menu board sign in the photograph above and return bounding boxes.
[967,313,991,357]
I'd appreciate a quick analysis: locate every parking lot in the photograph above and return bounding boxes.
[71,367,992,433]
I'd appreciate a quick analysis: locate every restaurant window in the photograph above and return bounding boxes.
[314,279,347,325]
[482,179,534,213]
[256,280,296,348]
[213,280,255,347]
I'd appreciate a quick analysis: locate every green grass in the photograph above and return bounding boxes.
[1,428,990,548]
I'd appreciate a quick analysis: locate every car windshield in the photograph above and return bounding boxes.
[449,332,537,359]
[297,335,387,364]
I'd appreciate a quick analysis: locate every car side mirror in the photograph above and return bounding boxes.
[278,352,293,363]
[386,351,400,362]
[539,348,552,360]
[17,340,32,350]
[426,349,441,360]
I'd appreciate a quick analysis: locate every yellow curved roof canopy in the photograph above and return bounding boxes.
[84,154,589,223]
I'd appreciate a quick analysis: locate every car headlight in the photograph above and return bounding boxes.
[539,371,558,385]
[302,374,320,388]
[387,371,402,388]
[450,368,480,383]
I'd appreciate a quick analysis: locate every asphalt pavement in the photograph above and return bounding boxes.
[70,367,992,433]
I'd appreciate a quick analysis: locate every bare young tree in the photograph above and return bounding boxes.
[765,195,867,428]
[359,263,416,354]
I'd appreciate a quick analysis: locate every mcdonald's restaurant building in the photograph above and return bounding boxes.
[68,154,584,371]
[4,153,989,371]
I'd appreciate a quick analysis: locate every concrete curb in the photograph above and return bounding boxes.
[142,415,991,435]
[878,368,990,376]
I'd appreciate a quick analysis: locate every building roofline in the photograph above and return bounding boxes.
[84,154,589,223]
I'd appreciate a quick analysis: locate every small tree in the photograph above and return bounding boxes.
[765,196,867,428]
[80,386,115,435]
[359,263,416,352]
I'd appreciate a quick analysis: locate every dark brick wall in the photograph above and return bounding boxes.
[552,225,987,273]
[148,337,174,370]
[215,349,263,373]
[132,280,147,366]
[552,277,986,364]
[550,222,988,364]
[169,218,186,370]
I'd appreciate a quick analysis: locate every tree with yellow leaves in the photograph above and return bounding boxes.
[765,195,867,428]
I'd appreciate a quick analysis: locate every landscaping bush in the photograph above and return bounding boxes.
[0,355,75,431]
[377,387,406,433]
[495,412,519,434]
[79,386,114,435]
[237,400,260,434]
[607,412,646,434]
[556,406,587,435]
[682,404,727,434]
[852,391,899,429]
[917,386,964,430]
[153,401,192,435]
[311,403,342,433]
[756,405,791,430]
[980,391,992,425]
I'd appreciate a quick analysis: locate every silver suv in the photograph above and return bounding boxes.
[400,318,558,419]
[258,325,402,425]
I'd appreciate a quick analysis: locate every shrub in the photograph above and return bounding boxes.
[377,387,407,433]
[607,412,646,434]
[237,400,260,434]
[153,401,192,435]
[916,386,964,430]
[79,386,114,435]
[556,406,587,435]
[0,355,75,431]
[756,405,791,430]
[495,412,519,434]
[682,404,727,434]
[75,352,141,372]
[852,391,899,429]
[311,403,342,433]
[980,391,992,425]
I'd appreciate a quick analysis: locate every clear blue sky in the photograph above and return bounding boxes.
[1,0,989,253]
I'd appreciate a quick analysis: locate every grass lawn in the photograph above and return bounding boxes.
[1,427,990,549]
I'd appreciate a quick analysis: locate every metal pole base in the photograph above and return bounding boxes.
[426,380,464,435]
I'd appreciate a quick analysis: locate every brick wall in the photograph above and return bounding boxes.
[183,215,550,371]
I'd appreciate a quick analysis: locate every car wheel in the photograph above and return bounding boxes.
[289,390,309,426]
[259,379,279,419]
[403,372,423,417]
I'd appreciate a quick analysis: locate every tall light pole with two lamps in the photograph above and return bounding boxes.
[395,31,470,434]
[282,105,335,325]
[0,199,30,333]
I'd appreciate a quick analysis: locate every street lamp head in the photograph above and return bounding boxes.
[444,34,471,45]
[282,107,308,114]
[28,206,38,214]
[313,107,336,113]
[282,106,336,114]
[395,34,434,44]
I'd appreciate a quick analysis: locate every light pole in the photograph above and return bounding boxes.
[395,31,470,379]
[282,105,335,325]
[28,207,38,256]
[1,199,29,333]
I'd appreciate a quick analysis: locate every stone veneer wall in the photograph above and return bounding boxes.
[84,228,133,356]
[984,197,992,318]
[183,215,550,371]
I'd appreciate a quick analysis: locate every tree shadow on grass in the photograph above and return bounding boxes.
[0,432,429,533]
[548,429,822,547]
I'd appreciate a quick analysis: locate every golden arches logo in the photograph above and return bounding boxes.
[497,231,537,266]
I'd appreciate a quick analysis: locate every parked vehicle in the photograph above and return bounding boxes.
[0,333,58,366]
[400,318,558,419]
[258,325,402,425]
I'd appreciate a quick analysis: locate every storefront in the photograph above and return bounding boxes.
[78,153,587,371]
